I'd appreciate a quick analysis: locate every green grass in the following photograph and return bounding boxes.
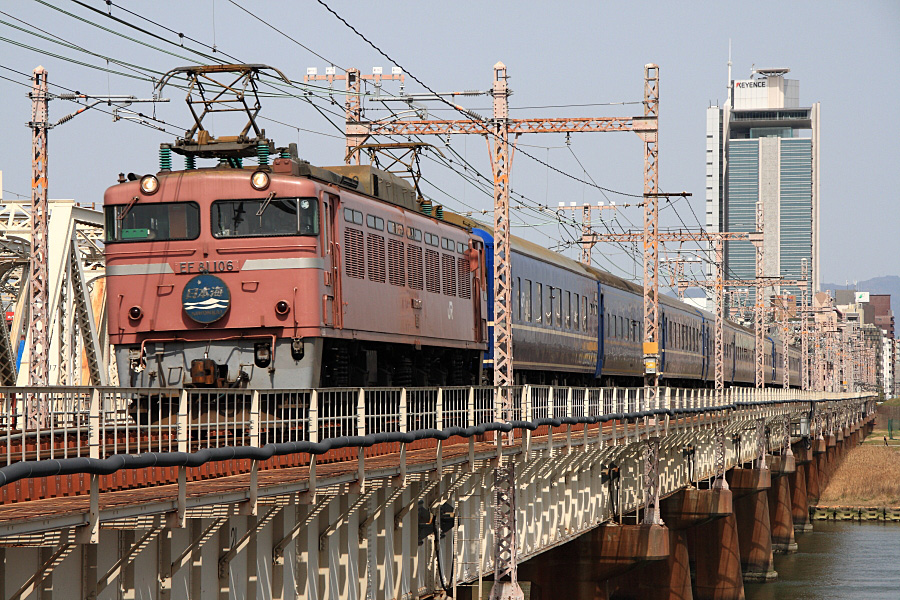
[880,397,900,407]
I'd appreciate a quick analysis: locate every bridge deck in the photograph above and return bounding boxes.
[0,437,505,535]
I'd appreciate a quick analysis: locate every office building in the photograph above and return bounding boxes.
[706,68,820,311]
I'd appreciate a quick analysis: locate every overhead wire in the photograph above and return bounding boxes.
[0,63,185,135]
[313,0,645,200]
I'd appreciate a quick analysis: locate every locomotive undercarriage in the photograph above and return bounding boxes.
[115,337,324,389]
[320,339,482,388]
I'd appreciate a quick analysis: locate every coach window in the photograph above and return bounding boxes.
[425,232,439,247]
[514,277,520,321]
[544,286,551,325]
[457,242,466,254]
[535,283,543,323]
[554,289,562,327]
[407,227,422,242]
[212,197,317,238]
[573,293,580,331]
[106,201,200,242]
[524,279,532,322]
[564,291,571,328]
[583,297,588,330]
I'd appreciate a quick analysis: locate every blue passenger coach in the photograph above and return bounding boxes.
[474,228,799,387]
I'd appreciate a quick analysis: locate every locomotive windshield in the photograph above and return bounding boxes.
[212,197,318,238]
[105,202,200,242]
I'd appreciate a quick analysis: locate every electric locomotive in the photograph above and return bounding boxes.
[105,155,488,389]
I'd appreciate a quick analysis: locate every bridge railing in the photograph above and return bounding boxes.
[0,385,872,470]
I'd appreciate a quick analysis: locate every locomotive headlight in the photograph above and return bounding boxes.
[275,300,290,315]
[128,306,143,320]
[254,341,272,368]
[139,174,159,195]
[250,170,270,191]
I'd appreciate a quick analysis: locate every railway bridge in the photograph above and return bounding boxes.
[0,385,875,600]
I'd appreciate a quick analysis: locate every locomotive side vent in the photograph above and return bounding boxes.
[441,254,456,297]
[344,228,365,279]
[366,233,386,283]
[458,257,472,300]
[388,239,406,287]
[407,246,424,290]
[425,249,440,294]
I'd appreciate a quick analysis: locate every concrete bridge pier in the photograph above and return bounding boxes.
[687,503,745,600]
[727,468,776,583]
[811,438,827,495]
[823,434,837,483]
[610,487,734,600]
[804,449,821,506]
[766,454,797,553]
[788,446,813,533]
[516,523,670,600]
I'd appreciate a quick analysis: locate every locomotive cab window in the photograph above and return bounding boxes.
[212,197,318,238]
[105,201,200,243]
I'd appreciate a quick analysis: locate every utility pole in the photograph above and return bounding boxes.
[27,67,49,429]
[23,66,165,416]
[801,258,810,390]
[641,66,661,405]
[752,200,765,388]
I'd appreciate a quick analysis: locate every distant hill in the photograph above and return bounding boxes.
[822,275,900,316]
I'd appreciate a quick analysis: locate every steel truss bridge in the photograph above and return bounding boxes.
[0,384,874,600]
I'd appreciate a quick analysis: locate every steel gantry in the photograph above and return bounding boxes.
[304,66,405,165]
[347,61,663,597]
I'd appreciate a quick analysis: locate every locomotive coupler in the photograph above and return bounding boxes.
[191,358,219,386]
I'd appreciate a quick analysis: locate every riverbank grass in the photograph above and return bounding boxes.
[819,445,900,507]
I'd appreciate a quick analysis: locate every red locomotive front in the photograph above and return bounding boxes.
[105,158,488,389]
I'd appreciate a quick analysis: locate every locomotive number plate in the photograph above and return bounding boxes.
[172,260,242,274]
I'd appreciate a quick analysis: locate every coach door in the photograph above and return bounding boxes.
[594,285,604,378]
[323,193,343,329]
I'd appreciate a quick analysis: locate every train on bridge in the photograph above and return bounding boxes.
[102,63,798,392]
[104,151,800,390]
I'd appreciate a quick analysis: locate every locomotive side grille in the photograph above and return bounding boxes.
[458,256,471,299]
[344,228,365,279]
[367,233,386,283]
[425,249,440,294]
[442,253,456,297]
[407,245,423,290]
[388,239,406,287]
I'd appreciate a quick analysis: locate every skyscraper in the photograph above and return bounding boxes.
[706,68,820,312]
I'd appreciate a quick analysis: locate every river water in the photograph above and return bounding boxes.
[745,521,900,600]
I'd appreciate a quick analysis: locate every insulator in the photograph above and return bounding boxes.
[436,205,444,219]
[421,198,432,216]
[257,141,270,167]
[280,149,290,159]
[159,145,172,171]
[185,155,196,170]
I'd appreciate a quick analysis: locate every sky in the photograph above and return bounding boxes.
[0,0,897,288]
